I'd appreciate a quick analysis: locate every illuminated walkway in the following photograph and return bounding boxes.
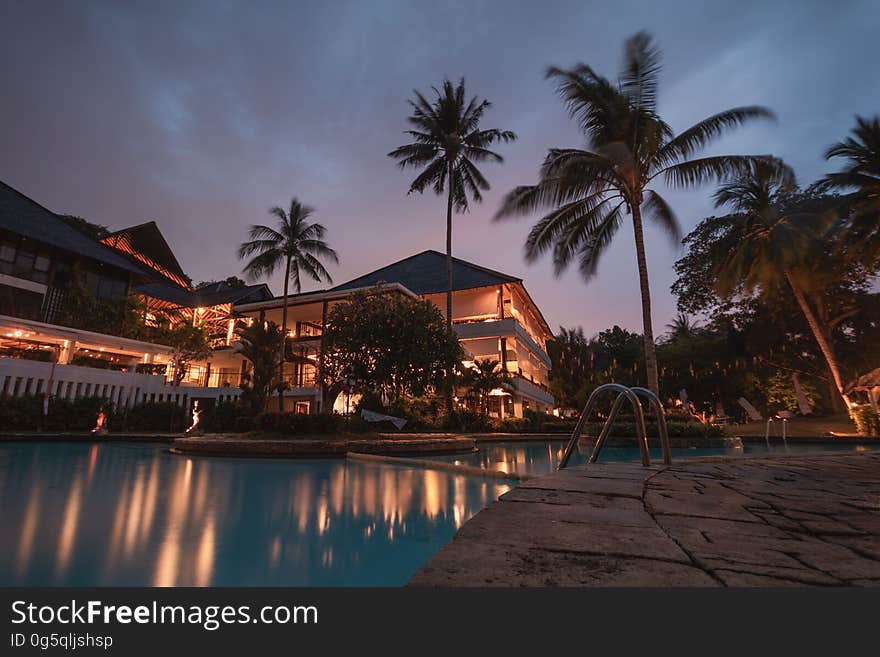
[410,452,880,586]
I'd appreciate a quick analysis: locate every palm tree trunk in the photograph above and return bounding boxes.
[630,204,660,396]
[784,270,852,409]
[444,160,455,412]
[279,257,291,413]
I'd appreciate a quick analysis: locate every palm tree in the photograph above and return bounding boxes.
[666,313,699,341]
[709,161,853,409]
[461,358,511,416]
[820,115,880,265]
[388,79,517,408]
[238,198,338,412]
[495,32,784,396]
[235,318,284,416]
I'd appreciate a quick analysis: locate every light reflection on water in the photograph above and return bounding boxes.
[0,439,874,586]
[0,442,510,586]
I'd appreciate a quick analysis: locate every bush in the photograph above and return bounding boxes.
[355,394,443,431]
[203,400,244,432]
[849,405,879,437]
[250,412,371,436]
[234,415,255,433]
[111,401,186,432]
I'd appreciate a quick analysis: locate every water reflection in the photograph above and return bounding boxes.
[4,439,871,586]
[0,442,510,586]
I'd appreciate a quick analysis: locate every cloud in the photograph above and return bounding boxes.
[1,0,876,337]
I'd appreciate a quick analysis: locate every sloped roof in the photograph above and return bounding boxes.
[101,221,190,288]
[330,250,521,295]
[0,180,145,276]
[135,280,273,309]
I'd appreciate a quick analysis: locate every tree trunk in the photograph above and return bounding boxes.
[784,269,852,409]
[630,204,660,396]
[279,257,291,414]
[444,160,455,413]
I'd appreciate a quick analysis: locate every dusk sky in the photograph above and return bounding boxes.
[1,0,877,337]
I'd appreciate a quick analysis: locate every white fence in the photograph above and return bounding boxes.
[0,357,241,408]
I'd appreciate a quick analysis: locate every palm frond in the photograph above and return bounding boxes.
[620,31,661,113]
[660,155,793,189]
[652,107,776,168]
[642,190,681,243]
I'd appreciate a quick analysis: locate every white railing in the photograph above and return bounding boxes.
[0,356,241,407]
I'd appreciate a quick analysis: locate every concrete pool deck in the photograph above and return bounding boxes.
[409,451,880,587]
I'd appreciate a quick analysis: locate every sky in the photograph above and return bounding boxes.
[1,0,877,338]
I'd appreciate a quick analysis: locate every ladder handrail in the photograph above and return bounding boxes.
[558,383,649,469]
[630,387,672,466]
[558,383,671,470]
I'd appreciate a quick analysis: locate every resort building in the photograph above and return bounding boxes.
[235,251,555,417]
[0,180,270,409]
[0,179,554,417]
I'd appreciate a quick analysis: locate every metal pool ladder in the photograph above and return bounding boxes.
[558,383,672,469]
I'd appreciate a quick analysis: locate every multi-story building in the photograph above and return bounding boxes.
[1,179,554,418]
[0,180,270,410]
[235,250,555,417]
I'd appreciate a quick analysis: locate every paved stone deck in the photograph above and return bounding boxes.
[409,452,880,587]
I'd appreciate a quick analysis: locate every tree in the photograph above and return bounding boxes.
[195,276,247,290]
[665,313,699,341]
[547,327,592,410]
[235,319,284,415]
[495,32,783,396]
[320,289,462,406]
[388,78,516,408]
[159,323,212,387]
[702,165,863,410]
[58,214,110,241]
[460,358,511,416]
[548,324,644,411]
[820,115,880,266]
[238,198,338,412]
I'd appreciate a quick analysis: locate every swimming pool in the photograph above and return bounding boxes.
[0,439,873,586]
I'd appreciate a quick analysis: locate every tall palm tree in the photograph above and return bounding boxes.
[495,32,783,396]
[238,198,338,412]
[388,79,516,408]
[709,161,853,409]
[820,115,880,265]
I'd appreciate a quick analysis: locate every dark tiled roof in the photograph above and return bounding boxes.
[330,250,521,295]
[135,280,273,309]
[0,180,146,276]
[196,282,273,306]
[133,281,197,307]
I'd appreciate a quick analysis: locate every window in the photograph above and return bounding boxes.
[13,250,35,278]
[34,254,50,272]
[0,243,15,263]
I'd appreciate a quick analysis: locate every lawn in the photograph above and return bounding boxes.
[732,413,859,438]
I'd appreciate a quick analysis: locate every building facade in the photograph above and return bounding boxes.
[0,180,270,411]
[235,251,555,417]
[1,180,554,418]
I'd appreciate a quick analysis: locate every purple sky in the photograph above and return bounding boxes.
[1,0,877,338]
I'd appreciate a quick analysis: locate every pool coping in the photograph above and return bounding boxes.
[409,450,880,587]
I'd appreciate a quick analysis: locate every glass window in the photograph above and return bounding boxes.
[0,243,15,262]
[13,250,35,278]
[34,254,50,272]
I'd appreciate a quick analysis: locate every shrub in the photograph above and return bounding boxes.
[111,401,186,432]
[849,405,879,437]
[203,400,244,432]
[250,412,370,436]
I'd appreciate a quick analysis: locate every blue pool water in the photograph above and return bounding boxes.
[0,439,874,586]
